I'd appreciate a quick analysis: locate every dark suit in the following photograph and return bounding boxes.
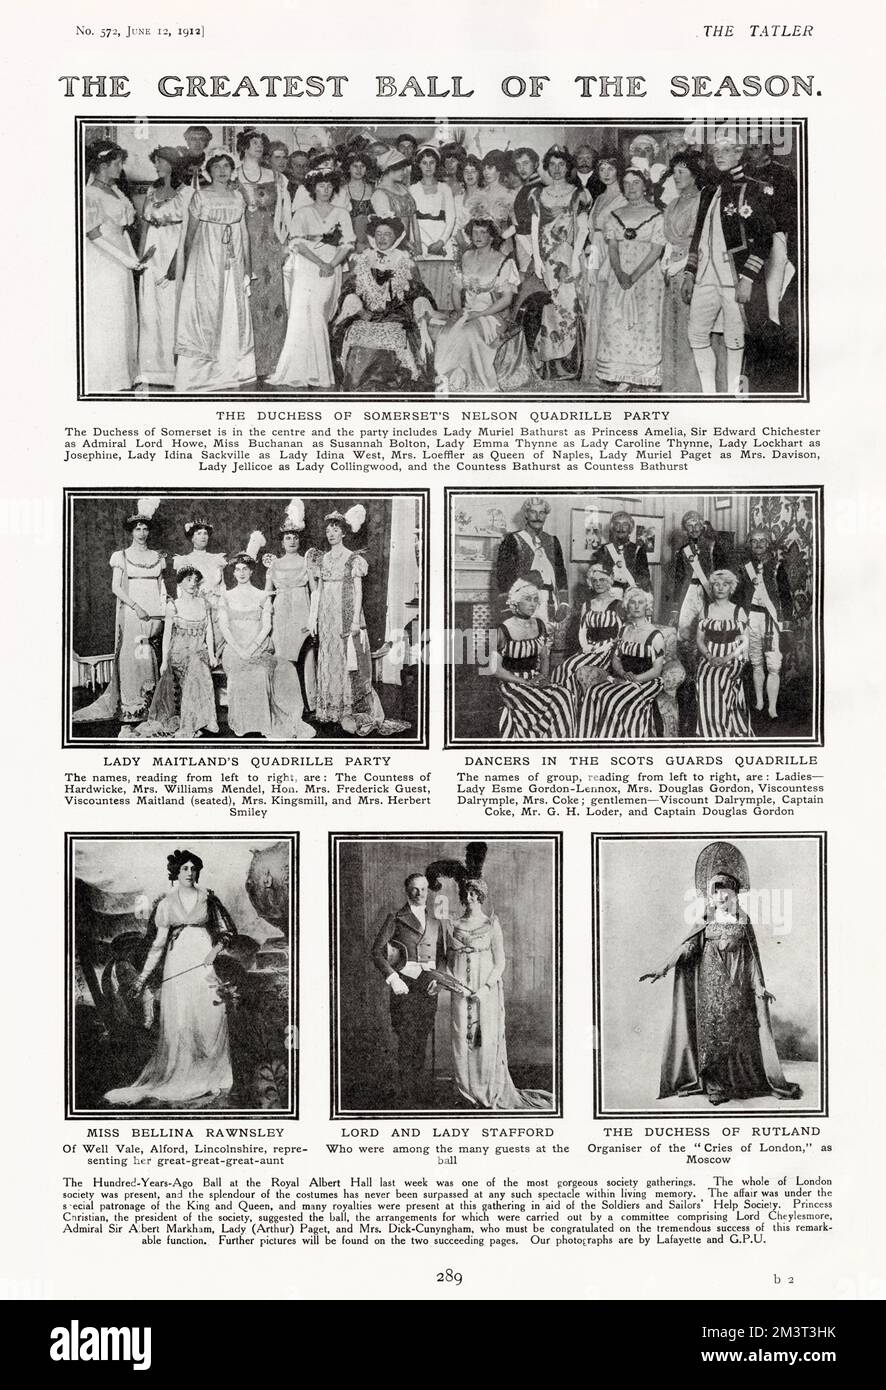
[372,901,446,1105]
[496,529,568,606]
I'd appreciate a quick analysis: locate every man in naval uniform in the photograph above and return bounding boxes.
[589,510,652,601]
[371,873,447,1108]
[682,131,775,395]
[496,496,569,624]
[736,527,793,721]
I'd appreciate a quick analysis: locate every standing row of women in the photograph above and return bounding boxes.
[72,498,406,740]
[488,567,755,741]
[85,134,783,394]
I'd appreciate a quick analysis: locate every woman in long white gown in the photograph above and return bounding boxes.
[83,142,152,393]
[268,172,355,389]
[71,497,167,727]
[136,147,192,388]
[447,878,553,1110]
[174,150,256,393]
[105,850,236,1107]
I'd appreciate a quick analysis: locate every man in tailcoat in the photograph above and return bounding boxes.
[371,873,447,1107]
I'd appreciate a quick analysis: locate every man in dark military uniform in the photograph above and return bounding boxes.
[683,131,776,395]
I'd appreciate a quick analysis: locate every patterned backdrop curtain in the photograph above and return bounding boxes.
[71,494,393,659]
[748,492,817,688]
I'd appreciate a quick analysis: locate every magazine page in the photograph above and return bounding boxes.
[1,0,884,1358]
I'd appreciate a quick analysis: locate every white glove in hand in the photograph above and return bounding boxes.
[387,974,410,996]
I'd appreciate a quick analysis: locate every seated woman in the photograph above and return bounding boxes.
[330,216,436,391]
[218,535,315,740]
[447,876,553,1110]
[577,586,665,739]
[484,579,574,741]
[263,498,317,715]
[695,569,754,739]
[137,566,218,738]
[432,218,524,393]
[551,563,624,697]
[173,516,226,651]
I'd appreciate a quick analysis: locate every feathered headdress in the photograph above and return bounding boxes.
[229,531,266,568]
[281,498,305,533]
[426,842,488,901]
[326,505,366,534]
[245,530,266,561]
[125,497,162,527]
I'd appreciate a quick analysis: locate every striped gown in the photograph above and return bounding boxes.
[577,627,665,740]
[495,619,575,741]
[552,600,624,698]
[695,607,754,738]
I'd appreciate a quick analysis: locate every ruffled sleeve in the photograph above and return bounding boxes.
[495,258,520,293]
[734,605,749,629]
[150,186,190,225]
[649,629,665,658]
[109,550,124,570]
[349,553,369,580]
[305,547,322,579]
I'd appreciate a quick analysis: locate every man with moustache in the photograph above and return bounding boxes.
[589,510,652,601]
[371,873,447,1108]
[496,496,569,624]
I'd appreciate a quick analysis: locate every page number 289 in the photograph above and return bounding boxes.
[436,1269,463,1286]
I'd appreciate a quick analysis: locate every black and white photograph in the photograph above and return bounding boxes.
[330,834,562,1118]
[66,834,297,1118]
[64,489,428,747]
[446,487,822,747]
[76,117,806,401]
[593,833,826,1119]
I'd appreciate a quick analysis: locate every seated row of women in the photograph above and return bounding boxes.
[72,500,404,740]
[84,132,794,395]
[488,569,755,741]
